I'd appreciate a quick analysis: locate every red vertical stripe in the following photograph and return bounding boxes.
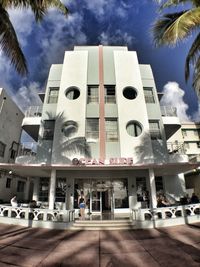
[99,45,105,160]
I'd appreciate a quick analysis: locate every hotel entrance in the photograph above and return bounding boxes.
[74,178,128,214]
[91,181,113,213]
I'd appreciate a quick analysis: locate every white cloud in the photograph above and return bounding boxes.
[12,82,42,111]
[99,29,135,46]
[160,82,191,122]
[84,0,110,18]
[33,10,87,78]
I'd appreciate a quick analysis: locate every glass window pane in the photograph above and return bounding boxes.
[105,85,116,103]
[149,121,161,140]
[0,141,6,157]
[39,177,49,202]
[143,87,155,103]
[113,179,128,208]
[136,177,147,202]
[88,85,99,103]
[86,119,99,141]
[48,87,59,103]
[55,178,66,202]
[105,119,118,141]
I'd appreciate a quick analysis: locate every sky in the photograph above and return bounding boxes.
[0,0,200,125]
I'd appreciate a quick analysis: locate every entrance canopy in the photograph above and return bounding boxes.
[0,161,200,178]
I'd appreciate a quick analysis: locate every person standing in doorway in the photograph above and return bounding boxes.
[78,191,85,220]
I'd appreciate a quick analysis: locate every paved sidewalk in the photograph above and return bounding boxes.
[0,223,199,266]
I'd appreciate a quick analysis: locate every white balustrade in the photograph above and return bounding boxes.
[0,205,75,223]
[133,203,200,221]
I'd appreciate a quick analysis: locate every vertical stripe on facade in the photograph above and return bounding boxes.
[99,45,106,160]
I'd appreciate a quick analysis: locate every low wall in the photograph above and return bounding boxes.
[0,205,75,230]
[132,203,200,229]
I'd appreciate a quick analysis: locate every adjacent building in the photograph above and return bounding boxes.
[169,122,200,197]
[0,88,25,202]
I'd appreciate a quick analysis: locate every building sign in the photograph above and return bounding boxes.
[72,157,133,166]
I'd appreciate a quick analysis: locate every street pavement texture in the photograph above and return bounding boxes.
[0,223,199,266]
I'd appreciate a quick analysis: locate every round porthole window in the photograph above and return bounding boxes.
[61,121,78,137]
[123,87,137,100]
[126,121,142,137]
[65,87,80,100]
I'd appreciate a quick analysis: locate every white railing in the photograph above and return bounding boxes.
[167,142,185,154]
[17,142,37,157]
[161,106,177,117]
[25,106,42,117]
[132,203,200,221]
[0,205,75,223]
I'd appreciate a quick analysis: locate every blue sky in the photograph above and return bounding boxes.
[0,0,199,122]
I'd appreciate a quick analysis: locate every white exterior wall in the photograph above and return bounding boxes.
[114,51,153,163]
[0,88,24,163]
[51,51,88,163]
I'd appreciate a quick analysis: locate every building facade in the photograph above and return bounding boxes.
[1,46,199,216]
[169,122,200,197]
[0,88,25,202]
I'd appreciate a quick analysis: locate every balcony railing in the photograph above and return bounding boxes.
[167,142,185,154]
[25,106,42,117]
[161,106,177,117]
[17,142,37,157]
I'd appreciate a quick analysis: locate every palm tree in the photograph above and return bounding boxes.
[152,0,200,97]
[0,0,68,76]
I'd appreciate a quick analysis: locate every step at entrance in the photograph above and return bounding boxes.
[70,219,136,230]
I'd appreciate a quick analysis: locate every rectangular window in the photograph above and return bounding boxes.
[155,176,164,192]
[136,177,147,202]
[0,141,6,157]
[17,181,25,192]
[105,119,118,141]
[87,85,99,103]
[105,85,116,104]
[6,178,11,188]
[48,87,59,104]
[185,142,190,149]
[194,130,198,136]
[197,142,200,148]
[39,177,49,202]
[113,179,128,208]
[182,130,187,137]
[143,87,155,103]
[56,178,66,202]
[149,121,162,140]
[10,149,16,159]
[42,120,55,140]
[86,118,99,141]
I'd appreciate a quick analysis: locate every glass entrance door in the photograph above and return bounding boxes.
[91,190,101,212]
[91,180,113,213]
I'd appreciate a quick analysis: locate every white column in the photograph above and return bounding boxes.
[24,177,31,201]
[149,169,157,208]
[49,169,56,210]
[32,177,39,201]
[65,178,74,210]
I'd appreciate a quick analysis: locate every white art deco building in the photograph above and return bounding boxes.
[0,46,199,228]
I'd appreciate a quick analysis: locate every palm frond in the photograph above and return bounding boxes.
[192,56,200,97]
[185,32,200,81]
[153,8,200,46]
[61,137,91,158]
[0,5,28,75]
[1,0,68,21]
[159,0,197,10]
